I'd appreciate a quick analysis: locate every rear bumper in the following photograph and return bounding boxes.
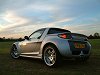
[71,54,90,58]
[57,39,91,58]
[69,40,91,58]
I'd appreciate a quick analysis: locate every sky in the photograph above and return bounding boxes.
[0,0,100,38]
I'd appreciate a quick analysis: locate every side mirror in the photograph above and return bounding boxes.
[24,36,29,40]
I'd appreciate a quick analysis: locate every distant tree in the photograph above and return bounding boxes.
[88,34,94,39]
[94,32,100,37]
[18,38,24,41]
[88,32,100,39]
[0,37,3,40]
[3,37,5,39]
[0,37,24,42]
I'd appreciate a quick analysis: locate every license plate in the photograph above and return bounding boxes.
[74,43,85,48]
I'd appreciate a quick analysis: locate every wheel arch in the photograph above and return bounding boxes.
[12,42,21,54]
[42,42,60,59]
[12,43,16,47]
[12,42,19,48]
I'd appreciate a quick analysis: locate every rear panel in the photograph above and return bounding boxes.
[68,40,91,55]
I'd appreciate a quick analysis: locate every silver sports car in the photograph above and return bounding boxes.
[10,28,91,67]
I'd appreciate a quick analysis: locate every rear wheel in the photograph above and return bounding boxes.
[43,45,61,67]
[10,45,20,59]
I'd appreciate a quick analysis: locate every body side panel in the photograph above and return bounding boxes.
[40,35,72,57]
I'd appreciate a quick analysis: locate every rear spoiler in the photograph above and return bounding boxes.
[71,33,87,37]
[47,32,71,36]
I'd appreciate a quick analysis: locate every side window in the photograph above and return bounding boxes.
[29,29,45,39]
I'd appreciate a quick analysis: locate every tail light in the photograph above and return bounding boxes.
[58,33,71,39]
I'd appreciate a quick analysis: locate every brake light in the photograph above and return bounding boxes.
[58,34,68,39]
[58,33,71,39]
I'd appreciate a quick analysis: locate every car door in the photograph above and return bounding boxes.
[20,29,45,54]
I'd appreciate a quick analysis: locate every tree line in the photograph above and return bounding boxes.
[0,32,100,42]
[88,32,100,39]
[0,37,24,42]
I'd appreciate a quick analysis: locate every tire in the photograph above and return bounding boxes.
[43,45,61,67]
[10,45,20,59]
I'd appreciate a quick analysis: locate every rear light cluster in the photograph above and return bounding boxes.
[58,33,71,39]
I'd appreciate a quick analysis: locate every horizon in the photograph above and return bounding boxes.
[0,0,100,38]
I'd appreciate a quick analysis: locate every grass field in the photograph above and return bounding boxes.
[0,39,100,75]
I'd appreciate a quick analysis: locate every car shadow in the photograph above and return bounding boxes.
[18,56,89,69]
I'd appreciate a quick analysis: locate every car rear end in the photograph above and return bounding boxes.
[46,28,91,59]
[42,28,91,67]
[57,32,91,59]
[69,33,91,58]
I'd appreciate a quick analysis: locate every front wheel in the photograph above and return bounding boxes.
[10,45,20,59]
[43,45,61,67]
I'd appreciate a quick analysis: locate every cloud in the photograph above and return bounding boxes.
[0,11,29,29]
[0,11,31,38]
[0,26,3,31]
[0,9,74,38]
[0,0,100,38]
[63,23,100,35]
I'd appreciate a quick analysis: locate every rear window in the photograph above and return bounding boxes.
[47,28,70,34]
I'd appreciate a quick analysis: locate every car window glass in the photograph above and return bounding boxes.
[48,28,70,34]
[29,29,44,39]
